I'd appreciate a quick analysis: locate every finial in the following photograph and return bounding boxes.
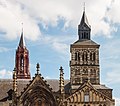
[36,63,40,74]
[59,66,63,71]
[59,66,64,75]
[22,23,23,34]
[83,2,85,12]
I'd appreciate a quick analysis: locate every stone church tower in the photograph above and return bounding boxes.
[66,10,115,106]
[70,11,100,92]
[15,31,31,79]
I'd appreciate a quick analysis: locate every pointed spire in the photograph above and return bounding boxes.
[19,23,25,48]
[59,66,65,102]
[78,6,91,40]
[80,10,90,28]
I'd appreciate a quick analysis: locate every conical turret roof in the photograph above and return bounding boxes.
[80,11,90,28]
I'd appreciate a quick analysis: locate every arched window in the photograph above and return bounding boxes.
[85,53,87,61]
[90,53,92,61]
[20,55,24,71]
[84,32,86,39]
[84,91,89,102]
[93,52,96,61]
[90,52,96,61]
[78,53,80,61]
[75,52,77,61]
[82,53,84,61]
[82,33,84,39]
[84,52,87,61]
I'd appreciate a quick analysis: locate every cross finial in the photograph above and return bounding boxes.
[22,23,23,33]
[59,66,63,71]
[36,63,40,74]
[83,2,85,12]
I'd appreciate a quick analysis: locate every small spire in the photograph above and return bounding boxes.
[19,23,25,48]
[59,66,64,92]
[59,66,63,73]
[36,63,40,74]
[59,66,65,102]
[13,68,18,95]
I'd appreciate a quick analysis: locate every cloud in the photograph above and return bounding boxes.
[0,0,120,41]
[106,0,120,24]
[45,76,51,79]
[0,69,12,79]
[38,35,74,55]
[114,97,120,106]
[0,47,10,52]
[0,0,40,41]
[105,66,120,84]
[100,39,120,84]
[52,41,68,55]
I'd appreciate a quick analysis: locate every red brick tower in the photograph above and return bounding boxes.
[15,31,31,79]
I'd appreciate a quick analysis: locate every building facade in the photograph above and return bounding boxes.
[0,10,115,106]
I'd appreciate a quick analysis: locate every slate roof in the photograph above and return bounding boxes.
[73,39,99,46]
[0,79,111,101]
[93,84,112,90]
[0,79,70,101]
[79,11,91,28]
[19,32,25,48]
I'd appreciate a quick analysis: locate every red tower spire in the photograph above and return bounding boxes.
[15,31,31,79]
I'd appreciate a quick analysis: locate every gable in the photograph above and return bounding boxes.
[17,66,57,106]
[20,74,53,99]
[64,82,114,105]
